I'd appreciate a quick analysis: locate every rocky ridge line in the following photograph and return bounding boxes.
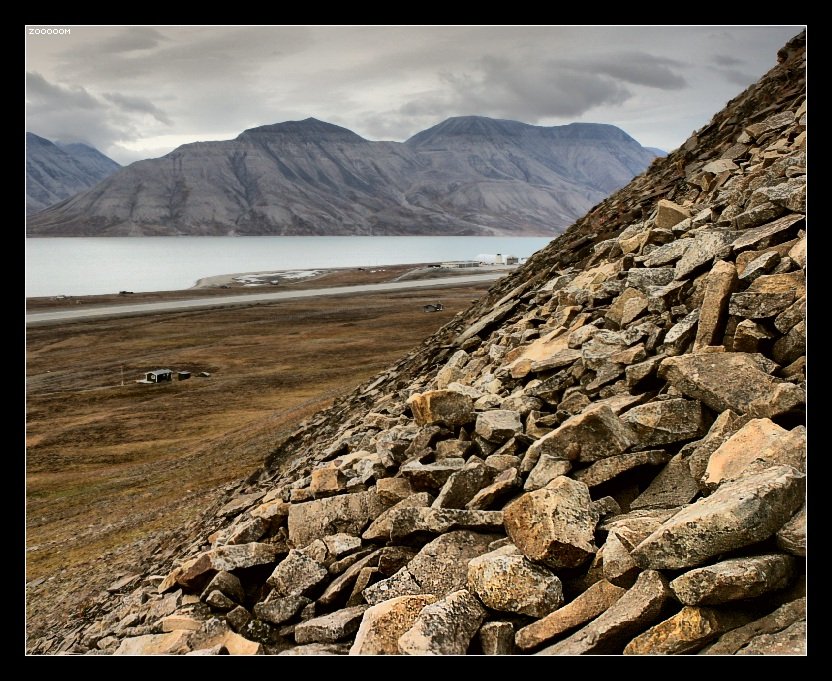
[28,31,806,656]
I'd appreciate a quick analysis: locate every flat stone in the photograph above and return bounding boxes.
[606,287,650,328]
[789,237,806,268]
[661,309,699,355]
[624,606,750,655]
[456,299,519,344]
[530,348,583,373]
[254,595,312,625]
[641,239,693,268]
[674,230,734,280]
[659,353,804,418]
[631,465,805,570]
[621,398,708,447]
[703,419,805,488]
[504,476,597,569]
[114,631,192,655]
[349,595,437,655]
[734,201,787,230]
[176,543,280,589]
[655,199,691,229]
[435,438,477,459]
[731,214,804,253]
[267,550,328,596]
[629,453,700,510]
[537,570,670,655]
[407,390,474,427]
[699,597,805,655]
[319,549,382,606]
[573,450,669,488]
[201,570,245,604]
[159,615,203,632]
[398,589,486,655]
[216,491,267,518]
[362,567,423,606]
[467,551,563,617]
[389,507,504,541]
[433,463,496,509]
[250,499,290,524]
[399,458,466,491]
[735,620,806,655]
[525,404,637,465]
[773,296,805,333]
[738,251,780,283]
[524,454,572,491]
[293,605,368,644]
[436,350,470,389]
[466,467,521,510]
[670,554,796,606]
[772,320,805,366]
[479,621,515,655]
[626,267,676,294]
[625,356,663,388]
[515,579,626,651]
[776,504,806,556]
[732,319,772,352]
[729,291,794,319]
[278,643,349,655]
[693,260,737,350]
[287,491,383,549]
[309,466,348,496]
[475,410,523,443]
[362,492,433,542]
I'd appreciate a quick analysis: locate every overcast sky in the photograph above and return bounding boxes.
[25,25,803,165]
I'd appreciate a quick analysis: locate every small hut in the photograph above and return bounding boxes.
[145,369,173,383]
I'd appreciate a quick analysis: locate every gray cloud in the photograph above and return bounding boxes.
[712,54,744,67]
[579,52,688,89]
[102,92,173,126]
[707,65,757,87]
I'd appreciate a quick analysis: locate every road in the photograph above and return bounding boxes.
[26,273,504,325]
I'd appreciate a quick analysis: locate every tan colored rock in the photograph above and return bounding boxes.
[789,236,806,268]
[249,499,290,524]
[631,465,805,570]
[515,579,626,651]
[288,491,383,549]
[703,419,805,488]
[114,631,192,655]
[467,551,563,617]
[526,404,637,465]
[254,595,311,625]
[693,260,737,350]
[655,199,691,229]
[398,589,486,655]
[629,453,699,510]
[407,389,474,427]
[524,454,572,490]
[573,449,669,488]
[624,606,750,655]
[674,230,734,280]
[466,466,520,510]
[309,466,348,496]
[776,504,806,556]
[388,507,504,541]
[620,399,708,447]
[699,597,806,655]
[670,554,795,605]
[538,570,670,655]
[176,543,280,589]
[375,477,414,505]
[433,463,496,509]
[294,605,368,644]
[160,615,204,632]
[606,287,649,328]
[362,492,433,542]
[349,595,437,655]
[504,476,597,569]
[399,458,465,490]
[267,549,328,596]
[659,353,804,418]
[732,319,772,352]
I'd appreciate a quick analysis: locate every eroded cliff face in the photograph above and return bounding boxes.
[31,31,806,656]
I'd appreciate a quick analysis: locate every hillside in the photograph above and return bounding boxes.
[26,134,120,214]
[26,117,657,237]
[26,31,806,655]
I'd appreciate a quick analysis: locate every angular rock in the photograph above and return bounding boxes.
[399,458,466,491]
[388,507,504,541]
[675,230,734,280]
[625,356,662,389]
[641,238,693,268]
[735,620,806,655]
[624,606,750,655]
[693,260,738,350]
[729,291,794,319]
[323,533,362,559]
[349,595,437,655]
[573,449,669,488]
[176,543,280,589]
[515,579,626,651]
[466,467,521,510]
[629,453,700,510]
[278,643,349,655]
[225,606,251,633]
[526,404,637,465]
[734,201,787,230]
[267,550,328,596]
[659,353,804,418]
[538,570,670,655]
[250,498,290,524]
[216,491,266,518]
[703,419,805,488]
[738,251,780,282]
[504,476,597,569]
[467,551,563,617]
[776,504,806,556]
[732,319,772,353]
[201,570,245,605]
[294,605,368,644]
[433,463,496,509]
[319,549,382,606]
[187,618,262,655]
[362,492,433,542]
[398,589,486,655]
[114,631,192,655]
[287,491,383,549]
[772,320,805,366]
[204,590,236,611]
[626,267,676,293]
[621,398,708,447]
[407,390,474,427]
[773,296,805,333]
[670,554,795,606]
[254,595,311,626]
[362,567,422,606]
[160,615,203,632]
[436,350,469,389]
[602,531,642,588]
[606,287,650,328]
[524,454,572,491]
[661,309,699,355]
[789,237,806,268]
[655,199,691,229]
[631,465,805,570]
[474,410,523,443]
[731,214,803,253]
[479,621,515,655]
[699,597,806,655]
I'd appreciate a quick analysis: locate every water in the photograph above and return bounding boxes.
[25,236,553,298]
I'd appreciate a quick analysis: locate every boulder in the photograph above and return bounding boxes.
[294,605,368,644]
[398,589,486,655]
[693,260,737,350]
[267,550,328,596]
[388,507,504,541]
[624,606,750,655]
[620,398,708,447]
[699,597,805,655]
[407,389,474,427]
[479,621,515,655]
[776,505,806,556]
[288,491,384,549]
[349,595,437,655]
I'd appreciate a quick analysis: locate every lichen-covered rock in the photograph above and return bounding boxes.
[288,491,384,549]
[467,551,563,617]
[624,606,750,655]
[620,398,708,447]
[398,589,486,655]
[407,390,474,427]
[350,595,436,655]
[293,605,368,644]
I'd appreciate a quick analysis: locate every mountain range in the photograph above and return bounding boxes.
[27,117,661,237]
[26,133,121,214]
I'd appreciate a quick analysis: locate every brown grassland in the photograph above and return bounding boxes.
[25,268,492,643]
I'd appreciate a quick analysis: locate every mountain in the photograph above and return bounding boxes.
[30,31,805,655]
[26,133,121,214]
[26,117,659,237]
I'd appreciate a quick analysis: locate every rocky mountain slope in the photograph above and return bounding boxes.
[26,133,120,214]
[26,117,657,237]
[28,31,806,655]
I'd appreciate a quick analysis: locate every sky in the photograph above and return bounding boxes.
[25,25,804,166]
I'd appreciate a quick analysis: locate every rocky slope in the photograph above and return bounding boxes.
[26,117,657,237]
[26,134,120,214]
[28,32,806,655]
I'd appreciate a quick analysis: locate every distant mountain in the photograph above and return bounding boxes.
[644,147,669,157]
[26,117,659,236]
[26,133,121,214]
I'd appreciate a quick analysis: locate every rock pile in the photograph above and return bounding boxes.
[35,31,806,656]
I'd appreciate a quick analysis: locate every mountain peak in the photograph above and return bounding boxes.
[237,117,366,143]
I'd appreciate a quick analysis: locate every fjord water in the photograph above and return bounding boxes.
[25,236,552,298]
